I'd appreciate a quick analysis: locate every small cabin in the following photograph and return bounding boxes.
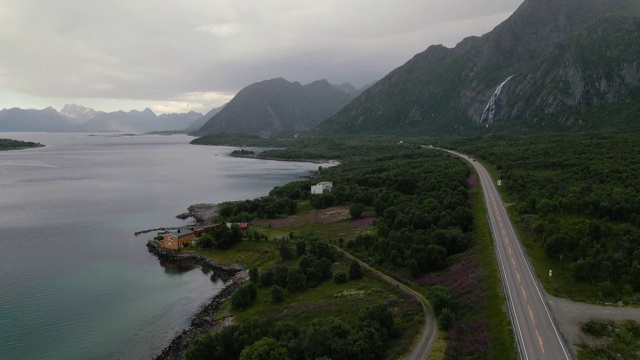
[194,224,221,235]
[159,228,195,250]
[311,181,333,195]
[226,223,249,231]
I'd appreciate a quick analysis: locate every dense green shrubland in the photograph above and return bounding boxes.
[217,145,473,282]
[185,303,397,360]
[440,133,640,300]
[197,224,244,250]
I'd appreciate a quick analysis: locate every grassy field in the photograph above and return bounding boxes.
[191,204,422,359]
[196,238,280,269]
[426,332,447,360]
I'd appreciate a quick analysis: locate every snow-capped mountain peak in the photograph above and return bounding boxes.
[59,104,104,124]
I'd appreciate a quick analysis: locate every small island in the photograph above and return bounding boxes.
[230,149,256,158]
[0,138,44,151]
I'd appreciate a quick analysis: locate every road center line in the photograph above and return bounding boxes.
[536,329,545,353]
[528,305,535,324]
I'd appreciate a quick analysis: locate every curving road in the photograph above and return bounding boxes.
[335,247,437,360]
[441,149,571,360]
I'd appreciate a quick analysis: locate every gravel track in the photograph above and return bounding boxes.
[547,295,640,357]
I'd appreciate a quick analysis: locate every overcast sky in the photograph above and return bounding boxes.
[0,0,523,114]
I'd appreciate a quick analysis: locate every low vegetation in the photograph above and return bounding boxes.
[577,319,640,359]
[189,228,421,360]
[186,303,400,360]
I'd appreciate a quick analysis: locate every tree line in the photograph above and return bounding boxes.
[440,133,640,299]
[0,138,43,150]
[185,303,397,360]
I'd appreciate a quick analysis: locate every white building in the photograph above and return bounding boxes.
[311,181,333,194]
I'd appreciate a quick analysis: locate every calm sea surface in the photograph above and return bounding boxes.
[0,133,322,360]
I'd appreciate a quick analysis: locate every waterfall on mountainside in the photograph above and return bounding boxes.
[480,75,514,124]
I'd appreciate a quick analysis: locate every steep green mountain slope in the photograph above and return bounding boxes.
[317,0,640,136]
[197,78,353,138]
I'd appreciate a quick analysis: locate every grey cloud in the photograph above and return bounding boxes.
[0,0,523,108]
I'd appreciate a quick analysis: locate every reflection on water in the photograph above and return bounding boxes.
[211,272,219,282]
[0,132,325,360]
[158,257,227,282]
[159,258,197,274]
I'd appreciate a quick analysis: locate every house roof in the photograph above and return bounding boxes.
[165,229,194,237]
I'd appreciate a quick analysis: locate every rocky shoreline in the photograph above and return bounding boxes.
[146,241,248,360]
[175,203,219,225]
[134,203,220,236]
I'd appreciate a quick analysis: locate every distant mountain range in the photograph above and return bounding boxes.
[317,0,640,136]
[195,78,370,138]
[0,107,74,132]
[185,105,225,133]
[8,0,638,138]
[0,105,203,133]
[1,78,369,136]
[59,104,104,124]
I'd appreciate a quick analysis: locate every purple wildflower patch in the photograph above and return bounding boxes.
[252,218,296,229]
[446,320,491,359]
[300,206,350,225]
[351,217,374,228]
[468,175,477,189]
[421,252,492,358]
[251,205,354,229]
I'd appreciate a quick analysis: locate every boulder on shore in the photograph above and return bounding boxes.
[175,203,219,224]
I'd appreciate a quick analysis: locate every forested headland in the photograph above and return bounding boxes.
[0,138,43,150]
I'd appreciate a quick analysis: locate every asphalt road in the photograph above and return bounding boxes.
[443,149,571,360]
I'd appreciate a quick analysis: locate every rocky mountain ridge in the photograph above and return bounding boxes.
[59,104,105,124]
[196,78,357,138]
[185,105,226,133]
[0,105,204,133]
[316,0,640,135]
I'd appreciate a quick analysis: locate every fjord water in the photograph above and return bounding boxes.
[0,133,321,360]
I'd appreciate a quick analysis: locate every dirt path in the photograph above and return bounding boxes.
[335,247,438,360]
[547,295,640,357]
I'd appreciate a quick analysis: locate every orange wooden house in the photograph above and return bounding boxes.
[159,229,195,250]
